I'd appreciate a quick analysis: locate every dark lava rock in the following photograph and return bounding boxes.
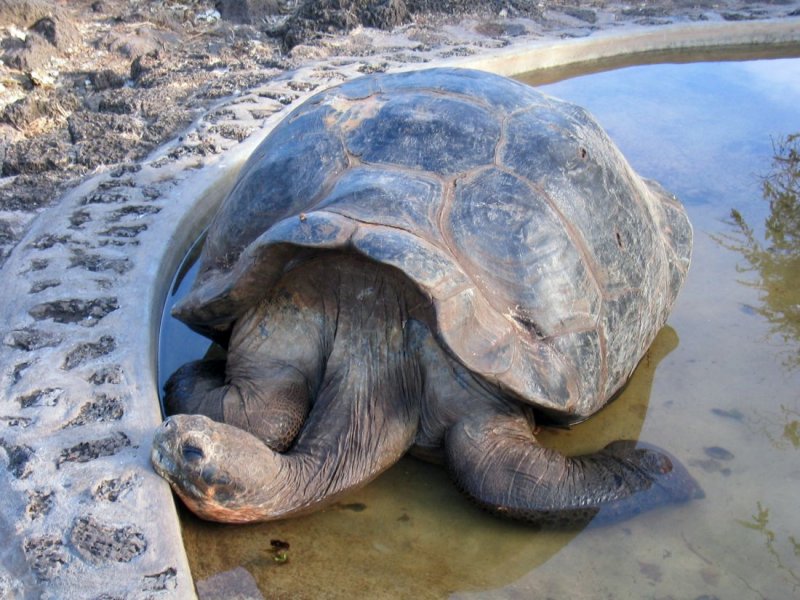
[129,50,161,83]
[276,0,411,48]
[722,12,749,21]
[561,6,597,24]
[102,26,177,60]
[69,209,91,229]
[2,94,57,130]
[63,393,124,428]
[28,233,71,249]
[87,365,123,386]
[474,20,528,36]
[0,0,54,27]
[215,0,283,24]
[0,173,63,212]
[56,431,130,466]
[2,32,56,72]
[29,258,49,271]
[69,515,147,564]
[3,130,75,176]
[22,535,70,581]
[26,490,54,519]
[0,438,35,479]
[0,219,14,244]
[30,14,82,51]
[621,5,669,18]
[68,250,132,275]
[143,567,178,592]
[29,279,61,294]
[93,473,139,502]
[89,69,127,91]
[16,387,63,408]
[68,112,145,168]
[0,415,33,428]
[10,360,35,384]
[28,297,119,327]
[274,0,540,49]
[62,335,116,370]
[97,87,141,114]
[1,5,80,69]
[106,204,161,223]
[100,224,148,239]
[4,327,63,351]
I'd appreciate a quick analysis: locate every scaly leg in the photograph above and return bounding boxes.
[445,409,702,527]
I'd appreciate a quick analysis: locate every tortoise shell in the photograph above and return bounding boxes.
[173,67,692,420]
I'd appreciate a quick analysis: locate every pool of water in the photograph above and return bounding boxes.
[159,55,800,599]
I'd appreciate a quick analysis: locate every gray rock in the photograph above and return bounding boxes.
[69,515,147,565]
[2,32,56,72]
[30,14,82,51]
[215,0,283,24]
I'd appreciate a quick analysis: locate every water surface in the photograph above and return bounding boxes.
[160,55,800,599]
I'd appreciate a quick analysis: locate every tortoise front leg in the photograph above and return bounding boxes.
[164,359,311,453]
[154,256,426,523]
[445,410,703,527]
[164,269,327,452]
[153,335,421,523]
[164,359,227,422]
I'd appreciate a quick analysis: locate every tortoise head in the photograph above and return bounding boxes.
[151,415,281,523]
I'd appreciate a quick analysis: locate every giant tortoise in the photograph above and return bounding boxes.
[152,67,699,526]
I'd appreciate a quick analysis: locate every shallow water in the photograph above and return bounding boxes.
[160,56,800,599]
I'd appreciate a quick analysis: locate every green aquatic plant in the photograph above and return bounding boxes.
[756,405,800,451]
[781,407,800,450]
[268,539,290,565]
[736,502,800,589]
[714,133,800,370]
[763,133,800,253]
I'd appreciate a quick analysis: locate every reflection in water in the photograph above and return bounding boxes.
[713,133,800,458]
[779,406,800,449]
[714,133,800,370]
[713,133,800,597]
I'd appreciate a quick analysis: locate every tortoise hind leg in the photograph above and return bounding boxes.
[445,410,702,527]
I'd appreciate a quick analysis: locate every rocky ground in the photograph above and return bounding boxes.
[1,0,799,267]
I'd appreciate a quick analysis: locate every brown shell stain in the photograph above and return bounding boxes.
[323,94,387,134]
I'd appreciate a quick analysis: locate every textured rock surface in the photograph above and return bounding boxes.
[0,1,798,598]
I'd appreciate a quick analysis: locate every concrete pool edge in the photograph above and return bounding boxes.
[0,16,798,600]
[462,18,800,75]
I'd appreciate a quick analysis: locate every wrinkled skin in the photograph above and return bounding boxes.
[152,254,701,525]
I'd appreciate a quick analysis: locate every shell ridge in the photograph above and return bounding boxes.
[488,164,611,397]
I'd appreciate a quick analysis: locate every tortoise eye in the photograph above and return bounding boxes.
[182,444,204,462]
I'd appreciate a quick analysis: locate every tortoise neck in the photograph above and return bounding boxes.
[228,254,427,521]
